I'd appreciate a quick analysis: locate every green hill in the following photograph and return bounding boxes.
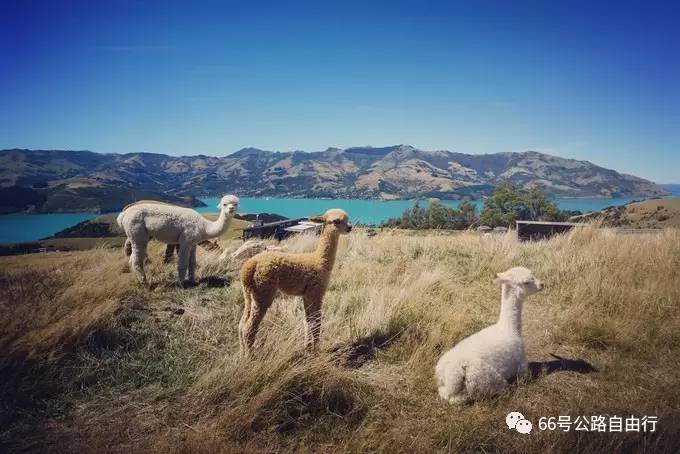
[0,179,205,214]
[572,197,680,228]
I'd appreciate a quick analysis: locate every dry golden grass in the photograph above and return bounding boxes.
[1,227,680,453]
[623,198,680,228]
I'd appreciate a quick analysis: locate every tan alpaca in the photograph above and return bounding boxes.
[239,209,352,355]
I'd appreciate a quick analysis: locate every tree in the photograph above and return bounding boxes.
[383,200,478,230]
[479,183,566,227]
[458,201,478,228]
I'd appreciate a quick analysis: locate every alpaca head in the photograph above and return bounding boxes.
[494,266,543,297]
[217,195,240,215]
[309,208,352,234]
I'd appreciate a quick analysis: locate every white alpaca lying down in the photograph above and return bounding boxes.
[435,267,543,404]
[222,239,286,263]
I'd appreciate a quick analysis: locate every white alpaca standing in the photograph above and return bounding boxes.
[435,267,543,404]
[117,195,239,286]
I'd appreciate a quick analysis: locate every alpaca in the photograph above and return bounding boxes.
[239,209,352,355]
[119,200,223,263]
[224,239,286,263]
[435,267,543,404]
[117,195,239,286]
[155,240,222,263]
[124,236,222,263]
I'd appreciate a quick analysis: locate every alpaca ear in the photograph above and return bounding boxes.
[309,214,325,223]
[495,273,510,284]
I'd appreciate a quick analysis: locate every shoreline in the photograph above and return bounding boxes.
[1,193,674,216]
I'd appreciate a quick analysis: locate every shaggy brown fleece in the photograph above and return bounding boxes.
[239,209,352,354]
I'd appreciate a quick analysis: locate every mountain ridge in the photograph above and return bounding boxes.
[0,146,668,213]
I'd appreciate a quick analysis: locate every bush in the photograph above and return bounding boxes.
[383,183,569,230]
[383,200,477,230]
[478,182,567,227]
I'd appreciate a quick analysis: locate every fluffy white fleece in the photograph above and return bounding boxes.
[117,195,239,285]
[435,266,543,404]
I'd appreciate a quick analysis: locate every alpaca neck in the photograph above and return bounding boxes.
[204,210,232,239]
[498,285,524,334]
[315,227,340,270]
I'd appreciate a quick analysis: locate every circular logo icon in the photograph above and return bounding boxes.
[515,419,533,434]
[506,411,524,429]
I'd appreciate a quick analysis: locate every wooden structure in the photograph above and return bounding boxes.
[242,218,321,241]
[282,220,323,236]
[516,220,580,241]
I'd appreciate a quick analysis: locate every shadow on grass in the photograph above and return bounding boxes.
[330,331,400,368]
[197,275,232,288]
[528,353,598,379]
[149,275,232,291]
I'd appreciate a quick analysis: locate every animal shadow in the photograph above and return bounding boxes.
[528,353,598,380]
[330,332,399,368]
[181,275,232,289]
[197,275,232,288]
[147,275,231,291]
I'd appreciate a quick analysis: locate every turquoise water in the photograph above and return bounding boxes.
[197,196,646,225]
[0,212,99,244]
[1,192,678,244]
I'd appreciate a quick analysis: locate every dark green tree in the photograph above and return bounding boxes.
[479,183,566,227]
[383,200,478,230]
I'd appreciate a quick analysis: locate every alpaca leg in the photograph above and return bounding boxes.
[164,244,177,263]
[241,292,272,354]
[187,245,197,284]
[517,352,529,380]
[177,243,191,286]
[130,237,151,264]
[303,293,323,351]
[437,364,468,404]
[129,240,148,284]
[238,289,253,355]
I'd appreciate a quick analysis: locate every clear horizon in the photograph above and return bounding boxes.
[1,1,678,182]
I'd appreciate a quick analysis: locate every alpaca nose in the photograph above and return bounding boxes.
[537,280,544,290]
[347,223,353,232]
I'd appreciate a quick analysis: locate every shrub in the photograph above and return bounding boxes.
[479,182,567,227]
[383,200,477,230]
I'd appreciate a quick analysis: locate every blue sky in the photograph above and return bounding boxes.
[1,0,678,182]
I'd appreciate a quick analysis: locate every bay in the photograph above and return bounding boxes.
[2,191,678,244]
[0,212,100,244]
[196,196,646,225]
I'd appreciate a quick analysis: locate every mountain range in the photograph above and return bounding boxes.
[0,146,668,213]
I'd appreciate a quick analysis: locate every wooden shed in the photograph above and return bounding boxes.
[242,218,319,241]
[516,220,580,241]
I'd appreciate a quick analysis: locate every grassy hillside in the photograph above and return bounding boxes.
[0,178,206,214]
[50,214,251,241]
[574,197,680,228]
[0,215,250,256]
[1,228,679,452]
